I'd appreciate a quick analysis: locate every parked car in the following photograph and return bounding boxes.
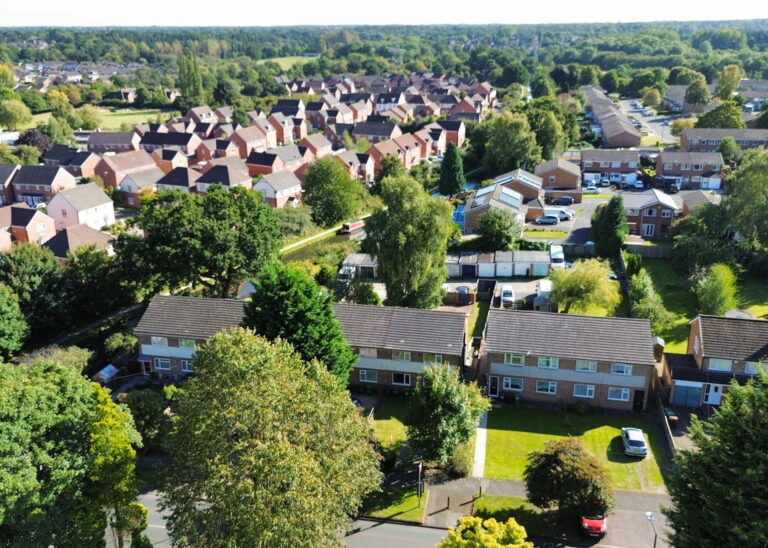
[535,215,559,225]
[583,186,601,194]
[552,196,574,206]
[580,515,607,537]
[664,184,679,194]
[500,285,516,308]
[620,427,649,458]
[599,177,611,187]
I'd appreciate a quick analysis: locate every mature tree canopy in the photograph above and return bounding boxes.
[725,150,768,263]
[524,437,615,517]
[671,118,696,137]
[0,284,26,360]
[67,244,136,321]
[629,269,672,333]
[695,101,746,129]
[530,69,556,98]
[0,99,32,130]
[408,364,490,464]
[641,87,661,108]
[477,208,521,251]
[550,259,621,315]
[525,108,565,160]
[364,175,454,308]
[118,186,280,297]
[695,263,737,316]
[303,156,362,227]
[715,64,743,100]
[670,203,734,272]
[373,153,407,194]
[482,112,542,176]
[15,129,52,153]
[716,136,741,164]
[664,375,768,547]
[590,196,628,258]
[118,387,172,452]
[161,328,381,547]
[684,79,711,110]
[668,66,706,86]
[439,142,466,196]
[439,516,533,548]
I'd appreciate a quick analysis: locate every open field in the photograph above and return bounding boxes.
[23,108,176,131]
[523,230,569,239]
[256,56,314,70]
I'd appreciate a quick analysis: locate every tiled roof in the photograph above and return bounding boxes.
[13,165,64,187]
[621,189,679,211]
[43,224,112,259]
[197,165,250,187]
[257,171,302,192]
[88,132,136,146]
[580,149,639,163]
[135,295,245,340]
[696,315,768,361]
[123,168,164,189]
[156,167,200,189]
[682,190,721,211]
[535,158,581,177]
[352,122,397,138]
[484,309,655,365]
[660,151,723,165]
[333,303,465,356]
[682,128,768,141]
[102,150,157,172]
[55,182,111,211]
[140,132,197,147]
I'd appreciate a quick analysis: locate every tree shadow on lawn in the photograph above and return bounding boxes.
[475,502,595,546]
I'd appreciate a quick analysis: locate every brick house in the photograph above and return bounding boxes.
[151,149,188,174]
[196,165,252,194]
[246,151,286,177]
[119,167,164,208]
[0,164,19,205]
[230,126,269,159]
[87,131,140,154]
[483,310,655,410]
[351,121,402,144]
[425,120,466,148]
[663,315,768,407]
[41,145,100,179]
[580,149,639,185]
[267,112,295,145]
[534,158,581,189]
[680,128,768,153]
[11,166,77,205]
[680,189,721,217]
[95,150,158,188]
[462,184,525,232]
[185,106,218,125]
[47,183,115,231]
[140,132,201,156]
[335,150,374,183]
[135,295,245,379]
[656,151,723,190]
[373,92,406,113]
[368,134,423,171]
[622,189,680,239]
[299,133,333,159]
[155,167,201,194]
[0,203,56,244]
[253,172,303,208]
[43,224,113,260]
[334,303,467,393]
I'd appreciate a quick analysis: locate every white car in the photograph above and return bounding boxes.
[620,427,649,458]
[500,285,516,308]
[583,186,601,194]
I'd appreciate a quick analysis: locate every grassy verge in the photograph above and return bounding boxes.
[362,486,428,523]
[523,230,569,239]
[484,406,667,493]
[641,258,697,353]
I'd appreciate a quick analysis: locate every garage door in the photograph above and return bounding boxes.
[672,385,702,407]
[496,264,513,277]
[532,263,550,277]
[513,263,529,276]
[461,265,477,277]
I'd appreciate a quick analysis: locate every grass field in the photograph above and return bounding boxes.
[256,56,314,70]
[24,108,176,131]
[473,495,554,538]
[484,406,667,493]
[371,397,410,449]
[362,486,428,523]
[524,230,569,239]
[641,258,696,353]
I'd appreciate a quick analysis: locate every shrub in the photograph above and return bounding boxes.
[447,438,475,477]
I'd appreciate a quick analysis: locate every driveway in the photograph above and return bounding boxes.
[524,191,614,244]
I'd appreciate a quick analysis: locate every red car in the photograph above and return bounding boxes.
[580,515,607,537]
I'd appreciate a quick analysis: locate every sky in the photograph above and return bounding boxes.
[2,2,768,27]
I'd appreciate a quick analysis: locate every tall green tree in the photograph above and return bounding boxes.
[725,149,768,263]
[684,79,711,112]
[590,196,628,258]
[119,387,172,452]
[243,261,356,384]
[67,244,135,321]
[525,108,565,160]
[664,374,768,547]
[477,208,521,251]
[0,284,26,359]
[364,175,454,308]
[161,328,381,547]
[629,269,673,333]
[641,87,661,108]
[670,203,734,272]
[482,112,542,176]
[439,516,533,548]
[439,142,466,196]
[0,99,32,130]
[550,259,621,315]
[716,136,741,164]
[303,156,362,227]
[530,69,556,98]
[373,153,406,194]
[524,437,615,517]
[695,101,746,129]
[177,54,204,109]
[695,263,737,316]
[407,364,490,464]
[117,186,280,297]
[715,64,743,100]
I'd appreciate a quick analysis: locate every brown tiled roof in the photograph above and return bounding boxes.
[135,295,245,339]
[43,224,112,259]
[696,315,768,362]
[484,309,655,365]
[534,158,581,178]
[101,150,156,172]
[333,303,465,356]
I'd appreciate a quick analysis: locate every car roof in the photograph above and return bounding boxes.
[623,427,645,440]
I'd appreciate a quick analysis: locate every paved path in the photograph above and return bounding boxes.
[346,519,446,547]
[471,412,488,478]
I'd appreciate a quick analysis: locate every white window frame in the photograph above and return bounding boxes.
[153,358,171,370]
[424,353,443,365]
[607,387,630,402]
[359,369,378,383]
[661,209,672,218]
[181,359,193,372]
[179,338,196,348]
[573,384,595,398]
[575,359,597,373]
[536,381,557,395]
[392,350,411,361]
[627,208,639,216]
[392,372,411,386]
[644,208,656,217]
[503,377,523,391]
[359,347,377,358]
[504,353,525,366]
[537,356,559,369]
[708,358,732,372]
[150,336,168,346]
[611,363,633,376]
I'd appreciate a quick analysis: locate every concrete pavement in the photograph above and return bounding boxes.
[471,412,488,478]
[346,519,447,547]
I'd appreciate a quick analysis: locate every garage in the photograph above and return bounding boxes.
[446,253,461,278]
[477,252,495,277]
[494,251,513,277]
[459,252,478,278]
[672,382,703,407]
[512,251,551,277]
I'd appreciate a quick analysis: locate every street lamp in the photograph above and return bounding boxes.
[646,511,658,548]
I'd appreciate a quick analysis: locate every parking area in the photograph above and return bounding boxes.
[618,99,684,144]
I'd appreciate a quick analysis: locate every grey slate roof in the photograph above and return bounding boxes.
[333,303,465,356]
[580,149,639,164]
[56,183,111,211]
[258,171,302,191]
[0,164,18,187]
[696,315,768,362]
[13,165,64,187]
[123,168,164,189]
[659,151,723,165]
[135,295,245,340]
[484,309,655,365]
[682,190,721,211]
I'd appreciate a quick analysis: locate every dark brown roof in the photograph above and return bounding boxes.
[484,310,655,365]
[135,295,245,339]
[43,224,112,259]
[333,303,465,356]
[696,315,768,362]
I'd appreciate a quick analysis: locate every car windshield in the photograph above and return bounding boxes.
[628,440,646,447]
[502,290,513,298]
[551,257,564,264]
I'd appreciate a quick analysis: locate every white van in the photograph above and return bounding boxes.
[536,279,552,297]
[550,245,565,270]
[544,207,574,221]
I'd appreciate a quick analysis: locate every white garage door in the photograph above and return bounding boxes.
[496,263,513,277]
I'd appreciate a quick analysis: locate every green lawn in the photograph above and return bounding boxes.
[371,397,410,449]
[362,486,428,523]
[641,258,697,353]
[467,300,491,340]
[256,56,314,70]
[523,230,569,239]
[473,495,555,538]
[25,108,176,131]
[739,275,768,320]
[484,406,667,493]
[581,194,610,199]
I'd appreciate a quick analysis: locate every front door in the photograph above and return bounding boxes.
[705,384,722,405]
[633,390,645,411]
[488,376,499,398]
[642,223,655,237]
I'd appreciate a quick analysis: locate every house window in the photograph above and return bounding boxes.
[181,360,193,372]
[179,338,196,348]
[504,353,525,366]
[745,362,766,375]
[503,377,523,391]
[36,223,46,232]
[424,353,443,364]
[575,360,597,373]
[392,372,411,386]
[708,358,732,372]
[607,387,630,402]
[359,369,378,383]
[153,358,171,370]
[683,164,691,170]
[537,356,559,369]
[663,163,672,170]
[150,336,168,346]
[359,347,377,358]
[548,175,556,184]
[583,161,593,167]
[611,363,633,376]
[573,384,595,398]
[627,208,639,216]
[644,209,656,217]
[600,161,609,168]
[661,209,672,218]
[61,209,67,217]
[536,381,557,395]
[392,350,411,361]
[693,164,702,171]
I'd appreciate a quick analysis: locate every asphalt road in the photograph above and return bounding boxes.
[618,99,683,145]
[346,520,447,547]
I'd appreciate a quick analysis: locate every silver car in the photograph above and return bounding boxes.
[621,427,648,458]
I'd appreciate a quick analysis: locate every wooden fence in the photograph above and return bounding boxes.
[624,243,671,258]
